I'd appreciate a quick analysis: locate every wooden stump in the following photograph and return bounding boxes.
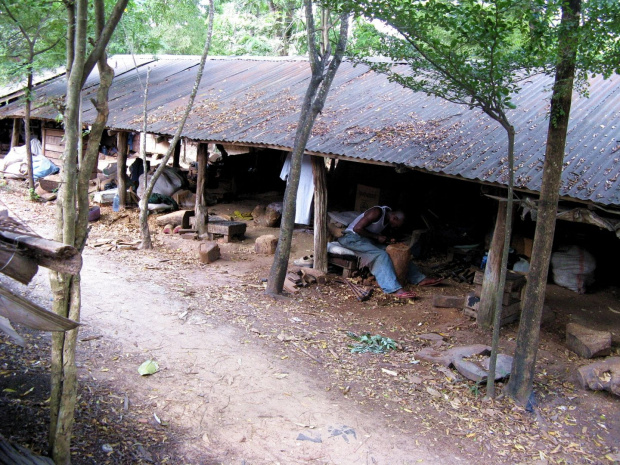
[386,242,411,285]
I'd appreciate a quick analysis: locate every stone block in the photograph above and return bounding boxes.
[255,235,278,255]
[577,357,620,396]
[432,295,465,308]
[566,323,611,359]
[199,241,220,264]
[252,203,281,227]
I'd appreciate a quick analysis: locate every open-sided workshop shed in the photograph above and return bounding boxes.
[1,55,619,288]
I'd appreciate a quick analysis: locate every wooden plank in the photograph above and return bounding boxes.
[0,249,38,284]
[44,143,65,154]
[0,285,79,332]
[0,231,82,275]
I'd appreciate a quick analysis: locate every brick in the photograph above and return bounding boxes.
[255,235,278,254]
[432,295,465,308]
[199,241,220,264]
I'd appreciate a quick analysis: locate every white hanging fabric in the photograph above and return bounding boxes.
[280,153,314,225]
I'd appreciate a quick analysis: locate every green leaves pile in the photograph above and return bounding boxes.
[347,332,397,354]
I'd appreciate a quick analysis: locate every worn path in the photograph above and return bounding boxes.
[69,251,462,464]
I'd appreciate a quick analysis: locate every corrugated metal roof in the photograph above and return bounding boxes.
[1,55,619,207]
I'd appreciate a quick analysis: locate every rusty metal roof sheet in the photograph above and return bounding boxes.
[1,55,619,207]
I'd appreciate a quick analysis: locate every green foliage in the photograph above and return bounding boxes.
[27,187,40,202]
[335,0,557,124]
[347,332,397,354]
[109,0,307,56]
[347,18,383,57]
[0,0,66,87]
[578,0,620,78]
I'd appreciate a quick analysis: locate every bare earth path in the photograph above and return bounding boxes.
[75,252,451,465]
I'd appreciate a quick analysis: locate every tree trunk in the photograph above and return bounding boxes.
[49,0,88,460]
[312,156,328,272]
[11,118,20,149]
[477,199,507,328]
[25,65,35,191]
[139,1,214,249]
[486,125,516,398]
[266,3,349,295]
[506,0,581,405]
[116,131,128,209]
[195,143,209,235]
[49,1,127,462]
[138,70,152,249]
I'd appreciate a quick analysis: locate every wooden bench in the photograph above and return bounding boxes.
[328,253,359,278]
[206,221,246,242]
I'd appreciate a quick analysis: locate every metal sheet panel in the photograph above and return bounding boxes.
[1,56,619,207]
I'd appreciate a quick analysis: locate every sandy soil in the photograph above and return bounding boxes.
[1,184,619,465]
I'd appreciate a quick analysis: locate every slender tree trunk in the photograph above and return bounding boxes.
[49,0,88,461]
[195,143,209,235]
[25,64,35,191]
[139,70,151,248]
[312,155,328,272]
[486,125,515,398]
[116,131,128,209]
[10,118,20,149]
[506,0,581,405]
[268,81,321,294]
[266,3,349,295]
[139,0,214,249]
[49,1,126,462]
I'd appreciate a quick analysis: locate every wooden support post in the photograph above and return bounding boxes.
[195,143,208,235]
[116,131,128,209]
[477,200,507,328]
[312,155,328,272]
[10,118,20,149]
[172,139,181,168]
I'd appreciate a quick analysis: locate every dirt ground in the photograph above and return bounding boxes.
[1,184,620,465]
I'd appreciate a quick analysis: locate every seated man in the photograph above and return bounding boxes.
[337,206,441,298]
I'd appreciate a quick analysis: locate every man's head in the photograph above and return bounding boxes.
[387,210,405,228]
